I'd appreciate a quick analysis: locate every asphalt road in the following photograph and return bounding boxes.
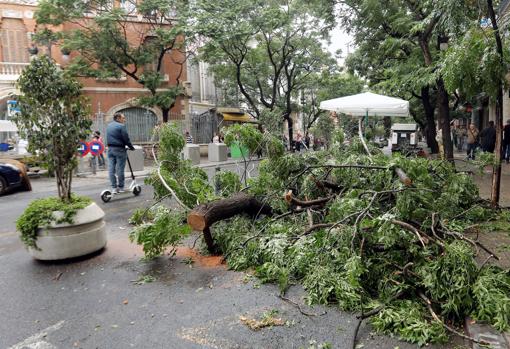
[0,170,458,349]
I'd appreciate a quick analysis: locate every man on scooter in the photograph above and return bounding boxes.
[106,112,135,193]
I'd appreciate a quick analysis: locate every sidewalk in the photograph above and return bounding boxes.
[78,156,263,179]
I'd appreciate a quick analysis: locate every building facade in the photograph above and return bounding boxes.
[0,0,188,143]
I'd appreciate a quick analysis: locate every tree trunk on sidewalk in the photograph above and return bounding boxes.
[422,87,439,154]
[286,115,294,152]
[487,0,503,207]
[437,78,454,162]
[162,108,170,123]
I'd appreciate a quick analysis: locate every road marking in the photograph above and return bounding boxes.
[8,321,64,349]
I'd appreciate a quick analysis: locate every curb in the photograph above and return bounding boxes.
[74,158,264,180]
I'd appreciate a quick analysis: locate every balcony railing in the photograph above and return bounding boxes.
[0,62,30,82]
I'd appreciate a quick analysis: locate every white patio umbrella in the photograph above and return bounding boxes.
[319,92,409,117]
[319,92,409,156]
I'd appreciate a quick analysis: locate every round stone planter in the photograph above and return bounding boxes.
[28,202,107,260]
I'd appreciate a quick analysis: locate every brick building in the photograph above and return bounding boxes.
[0,0,189,143]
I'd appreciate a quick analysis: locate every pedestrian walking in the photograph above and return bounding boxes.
[185,131,193,144]
[295,132,302,152]
[93,131,105,168]
[455,125,466,152]
[503,119,510,163]
[451,123,458,150]
[466,123,479,160]
[106,113,135,193]
[304,133,310,150]
[480,121,496,153]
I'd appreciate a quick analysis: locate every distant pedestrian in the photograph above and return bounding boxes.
[503,119,510,163]
[480,121,496,153]
[466,123,479,160]
[435,127,444,160]
[185,131,193,144]
[93,130,105,167]
[295,132,302,152]
[455,125,466,151]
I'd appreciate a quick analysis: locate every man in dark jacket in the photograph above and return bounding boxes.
[106,113,135,192]
[480,121,496,153]
[504,119,510,163]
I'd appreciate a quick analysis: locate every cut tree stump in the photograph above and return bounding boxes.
[187,192,273,253]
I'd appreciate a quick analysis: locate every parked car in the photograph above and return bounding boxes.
[0,160,31,195]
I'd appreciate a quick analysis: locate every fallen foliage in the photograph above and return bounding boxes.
[131,123,510,345]
[239,310,285,331]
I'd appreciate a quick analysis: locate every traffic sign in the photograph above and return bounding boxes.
[78,141,89,157]
[89,140,104,156]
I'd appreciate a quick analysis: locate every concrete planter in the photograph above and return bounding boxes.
[182,144,201,165]
[28,202,107,260]
[208,143,228,162]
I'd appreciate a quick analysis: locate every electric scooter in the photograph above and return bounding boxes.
[100,153,142,203]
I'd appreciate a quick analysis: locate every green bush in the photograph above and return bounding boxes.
[16,195,91,249]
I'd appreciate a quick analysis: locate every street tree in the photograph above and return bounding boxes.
[340,0,475,158]
[13,56,91,201]
[300,70,364,136]
[36,0,188,122]
[192,0,337,145]
[441,0,508,206]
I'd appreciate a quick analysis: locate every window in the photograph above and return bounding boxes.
[0,19,29,63]
[97,0,114,12]
[119,0,137,14]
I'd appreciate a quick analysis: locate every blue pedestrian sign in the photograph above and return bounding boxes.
[7,100,20,117]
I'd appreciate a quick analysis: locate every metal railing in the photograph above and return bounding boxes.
[191,111,217,144]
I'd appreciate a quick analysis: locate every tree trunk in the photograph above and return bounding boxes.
[422,87,439,154]
[286,116,293,151]
[437,78,454,162]
[492,89,503,207]
[162,108,169,123]
[488,0,503,207]
[187,192,273,252]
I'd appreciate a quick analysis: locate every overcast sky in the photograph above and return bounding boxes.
[327,25,353,65]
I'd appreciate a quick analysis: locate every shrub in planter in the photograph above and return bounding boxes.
[17,195,92,249]
[13,56,105,259]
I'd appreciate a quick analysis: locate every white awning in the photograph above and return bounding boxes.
[0,120,17,132]
[319,92,409,117]
[391,123,417,131]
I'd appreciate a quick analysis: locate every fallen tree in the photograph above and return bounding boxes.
[130,123,510,346]
[187,192,272,252]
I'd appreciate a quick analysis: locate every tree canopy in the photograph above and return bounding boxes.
[191,0,353,142]
[36,0,189,121]
[14,56,91,201]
